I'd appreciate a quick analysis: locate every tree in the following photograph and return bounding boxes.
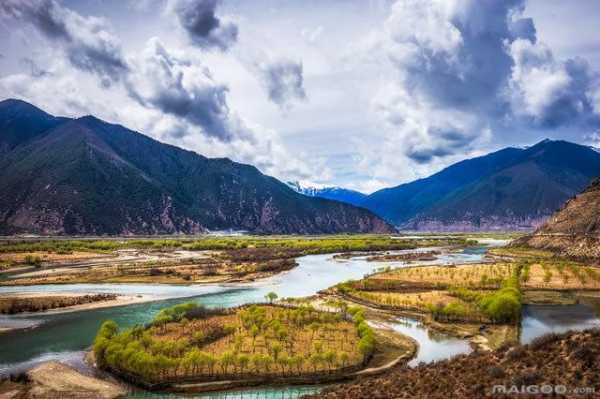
[238,354,250,376]
[340,352,349,368]
[309,322,320,339]
[309,353,321,372]
[250,325,260,352]
[205,354,216,376]
[265,291,278,304]
[271,342,282,362]
[220,351,234,374]
[278,353,290,375]
[290,355,303,374]
[153,314,172,333]
[323,351,337,371]
[251,354,264,374]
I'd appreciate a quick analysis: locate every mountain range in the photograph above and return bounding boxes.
[0,99,393,235]
[286,181,367,207]
[287,140,600,231]
[361,139,600,231]
[3,98,599,234]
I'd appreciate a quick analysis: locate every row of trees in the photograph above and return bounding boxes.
[94,300,373,384]
[445,270,522,324]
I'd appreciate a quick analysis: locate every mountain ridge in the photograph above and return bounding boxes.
[515,178,600,258]
[286,181,367,208]
[360,139,600,231]
[0,99,394,235]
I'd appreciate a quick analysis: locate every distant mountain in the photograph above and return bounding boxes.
[515,178,600,258]
[286,181,367,207]
[0,99,394,235]
[362,139,600,231]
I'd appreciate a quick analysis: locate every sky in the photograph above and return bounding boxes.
[1,0,599,194]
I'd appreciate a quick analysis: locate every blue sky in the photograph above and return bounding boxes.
[1,0,599,193]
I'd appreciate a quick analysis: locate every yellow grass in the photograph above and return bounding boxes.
[368,263,514,289]
[349,290,455,311]
[521,262,600,290]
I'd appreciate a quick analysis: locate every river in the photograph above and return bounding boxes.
[1,242,599,398]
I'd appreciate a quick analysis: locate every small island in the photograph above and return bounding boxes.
[0,293,117,314]
[93,299,380,391]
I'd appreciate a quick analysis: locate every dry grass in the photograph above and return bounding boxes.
[348,290,456,311]
[521,262,600,290]
[0,251,106,263]
[488,247,555,259]
[310,329,600,399]
[362,263,514,290]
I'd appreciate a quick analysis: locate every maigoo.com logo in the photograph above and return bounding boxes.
[492,385,596,396]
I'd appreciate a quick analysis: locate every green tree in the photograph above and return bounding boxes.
[250,325,260,352]
[238,354,250,375]
[265,291,278,304]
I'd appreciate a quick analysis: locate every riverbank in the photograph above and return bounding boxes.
[0,235,471,286]
[0,292,159,334]
[309,328,600,398]
[0,361,127,398]
[0,292,119,314]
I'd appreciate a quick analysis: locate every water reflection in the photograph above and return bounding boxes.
[520,303,600,344]
[385,318,472,367]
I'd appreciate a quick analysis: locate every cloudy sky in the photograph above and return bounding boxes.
[1,0,599,193]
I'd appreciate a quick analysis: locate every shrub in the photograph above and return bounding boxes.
[529,332,561,350]
[23,255,42,267]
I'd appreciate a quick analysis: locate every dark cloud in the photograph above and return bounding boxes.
[170,0,238,51]
[377,0,600,165]
[509,17,536,43]
[406,128,474,164]
[258,59,306,109]
[508,39,599,129]
[125,38,236,141]
[0,0,128,86]
[0,0,68,39]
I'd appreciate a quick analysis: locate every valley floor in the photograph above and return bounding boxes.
[0,235,468,286]
[1,233,600,397]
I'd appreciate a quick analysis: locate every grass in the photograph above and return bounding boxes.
[0,235,471,254]
[349,263,514,291]
[520,261,600,290]
[336,259,523,325]
[488,246,555,259]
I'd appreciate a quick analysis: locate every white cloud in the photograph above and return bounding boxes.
[0,0,128,87]
[301,26,323,44]
[507,38,595,127]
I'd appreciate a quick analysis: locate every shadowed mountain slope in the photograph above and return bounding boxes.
[0,99,394,235]
[363,140,600,231]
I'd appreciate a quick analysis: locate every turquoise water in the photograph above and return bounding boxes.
[0,246,493,398]
[0,252,408,372]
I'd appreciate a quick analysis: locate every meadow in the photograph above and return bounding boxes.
[0,235,470,255]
